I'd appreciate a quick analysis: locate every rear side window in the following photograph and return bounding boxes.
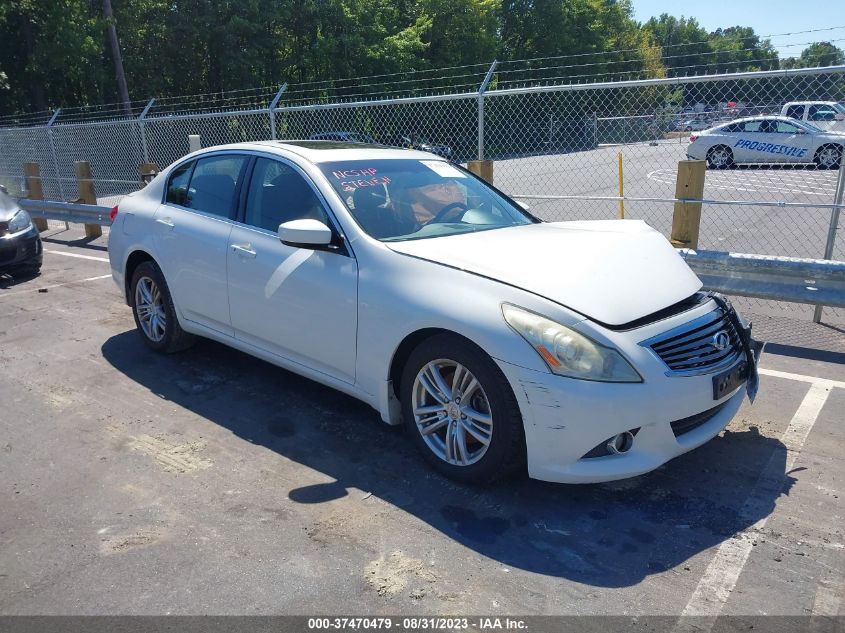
[785,105,804,119]
[166,161,193,206]
[185,155,249,217]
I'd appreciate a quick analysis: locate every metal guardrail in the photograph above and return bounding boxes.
[679,249,845,308]
[18,198,113,226]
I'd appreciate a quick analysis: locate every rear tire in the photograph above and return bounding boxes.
[706,145,734,169]
[814,144,842,169]
[399,333,525,485]
[130,260,195,353]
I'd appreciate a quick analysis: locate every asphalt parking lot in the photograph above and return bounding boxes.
[497,142,842,260]
[1,225,843,618]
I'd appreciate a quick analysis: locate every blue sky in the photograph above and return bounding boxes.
[631,1,845,57]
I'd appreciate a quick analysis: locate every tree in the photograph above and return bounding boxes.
[782,42,845,69]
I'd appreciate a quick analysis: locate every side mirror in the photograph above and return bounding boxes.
[795,128,807,134]
[835,113,845,121]
[278,219,333,248]
[515,200,531,211]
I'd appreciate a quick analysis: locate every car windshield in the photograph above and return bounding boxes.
[833,103,845,114]
[319,159,536,241]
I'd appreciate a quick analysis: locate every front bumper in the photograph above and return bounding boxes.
[495,299,754,484]
[0,225,42,272]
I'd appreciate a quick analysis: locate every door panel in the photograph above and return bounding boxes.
[152,154,248,336]
[226,156,358,383]
[227,227,358,382]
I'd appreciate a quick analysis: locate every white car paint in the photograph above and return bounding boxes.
[781,101,845,133]
[108,141,756,483]
[687,115,845,168]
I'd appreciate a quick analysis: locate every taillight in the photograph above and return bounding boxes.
[689,135,698,143]
[109,205,119,223]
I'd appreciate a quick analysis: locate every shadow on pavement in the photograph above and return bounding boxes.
[0,268,40,289]
[102,331,792,588]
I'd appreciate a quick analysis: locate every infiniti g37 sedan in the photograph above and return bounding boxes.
[108,141,761,484]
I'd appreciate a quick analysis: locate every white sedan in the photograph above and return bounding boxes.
[687,116,844,169]
[108,141,760,484]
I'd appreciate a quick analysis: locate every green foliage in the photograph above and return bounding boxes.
[781,42,845,69]
[3,2,836,117]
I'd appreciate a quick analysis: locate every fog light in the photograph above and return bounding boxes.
[606,431,635,455]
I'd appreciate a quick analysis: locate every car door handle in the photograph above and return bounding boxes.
[156,217,174,229]
[231,243,257,258]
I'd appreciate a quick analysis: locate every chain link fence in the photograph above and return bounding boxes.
[0,63,843,320]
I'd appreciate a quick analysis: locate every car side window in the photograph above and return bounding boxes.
[785,105,804,119]
[808,105,836,121]
[775,121,801,134]
[185,155,248,218]
[720,123,741,133]
[166,161,194,206]
[244,158,329,232]
[741,120,762,132]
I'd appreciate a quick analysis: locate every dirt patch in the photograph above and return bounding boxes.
[365,550,437,597]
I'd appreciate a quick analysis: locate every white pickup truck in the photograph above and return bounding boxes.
[781,101,845,133]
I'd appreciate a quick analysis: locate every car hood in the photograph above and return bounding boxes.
[386,220,702,326]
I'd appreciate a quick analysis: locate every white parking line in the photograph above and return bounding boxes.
[675,370,838,628]
[0,274,112,299]
[45,249,110,262]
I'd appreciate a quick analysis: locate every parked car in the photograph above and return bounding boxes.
[382,134,454,160]
[781,101,845,133]
[108,141,761,485]
[688,115,844,169]
[308,131,377,144]
[682,118,711,132]
[0,188,42,275]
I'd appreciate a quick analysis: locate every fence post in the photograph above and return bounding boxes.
[74,161,102,238]
[813,149,845,323]
[138,162,160,188]
[467,160,494,184]
[670,160,706,249]
[46,108,65,202]
[268,83,288,140]
[477,60,498,161]
[138,98,156,163]
[24,162,49,232]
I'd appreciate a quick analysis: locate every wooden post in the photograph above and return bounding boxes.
[138,162,160,188]
[74,161,102,238]
[24,162,49,232]
[670,160,706,249]
[467,159,493,184]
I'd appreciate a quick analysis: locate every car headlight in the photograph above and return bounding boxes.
[502,304,642,382]
[7,209,32,234]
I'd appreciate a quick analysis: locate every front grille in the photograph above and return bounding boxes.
[642,307,742,376]
[670,402,728,437]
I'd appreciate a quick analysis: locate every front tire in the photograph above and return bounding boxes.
[707,145,734,169]
[130,261,195,353]
[400,334,525,484]
[814,144,842,169]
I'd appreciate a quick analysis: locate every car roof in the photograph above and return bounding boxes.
[717,115,805,124]
[192,140,439,164]
[784,101,837,106]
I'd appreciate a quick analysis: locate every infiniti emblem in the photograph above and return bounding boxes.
[711,330,730,351]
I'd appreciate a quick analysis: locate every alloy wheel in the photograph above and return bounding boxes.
[134,276,167,343]
[411,359,493,466]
